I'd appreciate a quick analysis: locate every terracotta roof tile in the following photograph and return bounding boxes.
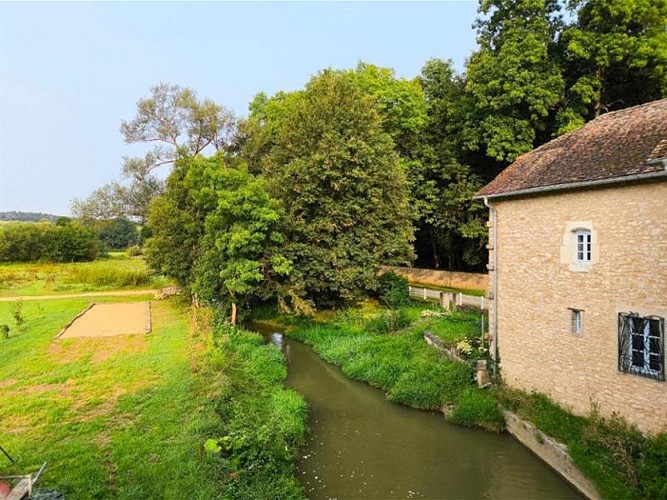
[477,99,667,198]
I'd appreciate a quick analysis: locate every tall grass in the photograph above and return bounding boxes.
[0,257,167,297]
[64,265,151,287]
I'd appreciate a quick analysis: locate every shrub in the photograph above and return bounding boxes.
[377,271,410,308]
[0,221,100,262]
[11,301,25,329]
[365,309,411,334]
[126,245,143,257]
[0,324,9,340]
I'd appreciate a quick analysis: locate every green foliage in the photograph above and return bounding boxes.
[246,70,414,308]
[459,0,565,163]
[559,0,667,130]
[146,154,291,320]
[0,324,9,339]
[377,271,410,308]
[0,221,101,263]
[208,326,307,499]
[93,217,139,250]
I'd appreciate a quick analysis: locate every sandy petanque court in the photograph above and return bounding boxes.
[57,302,152,339]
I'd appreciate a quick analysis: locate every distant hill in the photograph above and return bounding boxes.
[0,211,64,223]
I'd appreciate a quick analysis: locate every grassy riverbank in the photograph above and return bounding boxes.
[0,296,222,498]
[500,389,667,500]
[252,301,504,432]
[253,300,667,499]
[204,315,308,499]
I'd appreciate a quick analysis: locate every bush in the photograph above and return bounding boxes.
[11,301,25,329]
[377,271,410,308]
[0,221,100,263]
[0,324,9,340]
[126,245,143,257]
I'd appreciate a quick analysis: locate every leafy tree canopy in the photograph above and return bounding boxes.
[146,154,290,323]
[243,70,415,309]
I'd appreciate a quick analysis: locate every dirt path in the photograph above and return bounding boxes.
[0,289,160,302]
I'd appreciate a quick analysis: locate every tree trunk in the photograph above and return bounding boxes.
[231,302,237,326]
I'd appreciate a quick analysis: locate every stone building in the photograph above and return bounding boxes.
[477,99,667,434]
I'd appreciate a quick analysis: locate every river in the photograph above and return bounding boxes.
[261,328,582,499]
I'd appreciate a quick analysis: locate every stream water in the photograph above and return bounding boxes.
[256,326,582,499]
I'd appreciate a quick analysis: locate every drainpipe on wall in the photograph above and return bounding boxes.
[483,197,498,376]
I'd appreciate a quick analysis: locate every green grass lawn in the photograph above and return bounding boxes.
[0,257,170,297]
[0,296,223,499]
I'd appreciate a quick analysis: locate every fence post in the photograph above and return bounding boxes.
[439,291,451,311]
[423,287,427,300]
[456,293,463,306]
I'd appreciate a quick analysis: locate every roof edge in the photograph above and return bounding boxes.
[475,169,667,201]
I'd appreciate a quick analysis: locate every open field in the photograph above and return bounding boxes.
[0,257,170,298]
[0,296,223,498]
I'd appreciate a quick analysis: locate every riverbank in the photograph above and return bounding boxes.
[252,302,504,431]
[252,300,667,500]
[198,310,308,499]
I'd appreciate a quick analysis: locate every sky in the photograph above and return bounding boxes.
[0,1,479,216]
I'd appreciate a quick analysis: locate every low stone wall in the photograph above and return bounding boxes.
[382,266,488,292]
[422,331,468,364]
[503,410,601,500]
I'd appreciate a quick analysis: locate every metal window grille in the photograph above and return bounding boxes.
[618,312,665,381]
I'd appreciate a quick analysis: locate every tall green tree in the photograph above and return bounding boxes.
[73,84,237,223]
[456,0,565,166]
[146,154,290,323]
[245,70,414,309]
[414,59,488,270]
[558,0,667,132]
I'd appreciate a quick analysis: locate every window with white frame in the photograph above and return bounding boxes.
[618,313,665,381]
[574,230,591,263]
[570,309,583,335]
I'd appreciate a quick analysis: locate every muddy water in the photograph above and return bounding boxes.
[259,327,581,499]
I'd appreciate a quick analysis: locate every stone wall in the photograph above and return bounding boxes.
[489,181,667,435]
[503,410,601,500]
[382,266,488,292]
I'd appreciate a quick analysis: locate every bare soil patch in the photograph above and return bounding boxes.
[58,302,151,339]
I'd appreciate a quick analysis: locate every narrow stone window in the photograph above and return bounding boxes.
[574,230,591,263]
[569,309,583,335]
